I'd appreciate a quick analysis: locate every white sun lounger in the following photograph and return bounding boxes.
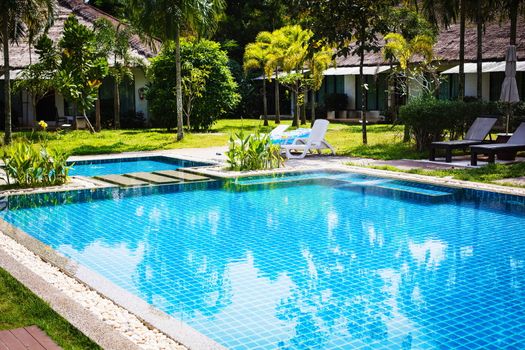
[280,119,335,159]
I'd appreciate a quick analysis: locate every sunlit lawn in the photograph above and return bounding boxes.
[3,119,422,159]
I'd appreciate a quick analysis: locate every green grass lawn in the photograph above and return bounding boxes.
[0,267,100,349]
[2,119,421,159]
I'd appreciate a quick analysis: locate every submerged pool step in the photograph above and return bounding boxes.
[125,172,181,184]
[375,182,454,197]
[152,170,210,182]
[94,174,149,187]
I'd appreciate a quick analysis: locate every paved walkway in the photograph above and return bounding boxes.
[0,326,61,350]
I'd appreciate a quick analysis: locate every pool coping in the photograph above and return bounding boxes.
[0,218,226,350]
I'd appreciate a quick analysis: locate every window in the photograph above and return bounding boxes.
[439,74,459,100]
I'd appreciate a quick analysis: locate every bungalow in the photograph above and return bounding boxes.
[316,18,525,120]
[0,0,158,129]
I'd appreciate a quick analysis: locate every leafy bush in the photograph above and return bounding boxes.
[147,38,240,131]
[226,130,284,171]
[400,97,500,151]
[1,142,71,187]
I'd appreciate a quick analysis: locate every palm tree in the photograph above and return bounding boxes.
[305,46,333,125]
[383,33,435,98]
[0,0,54,145]
[266,29,288,125]
[127,0,224,141]
[94,19,138,129]
[243,34,272,126]
[278,25,311,127]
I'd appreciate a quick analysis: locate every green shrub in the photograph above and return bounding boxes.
[400,97,499,151]
[147,38,240,131]
[226,130,284,171]
[1,141,71,188]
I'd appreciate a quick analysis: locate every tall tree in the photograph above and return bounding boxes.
[0,0,54,145]
[292,0,395,144]
[127,0,225,141]
[499,0,525,45]
[94,18,139,129]
[213,0,289,62]
[278,25,311,127]
[243,33,272,126]
[54,15,109,132]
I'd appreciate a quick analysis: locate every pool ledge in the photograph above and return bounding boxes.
[186,163,525,198]
[0,218,226,350]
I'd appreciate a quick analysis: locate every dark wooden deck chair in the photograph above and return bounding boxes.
[470,122,525,165]
[429,116,497,162]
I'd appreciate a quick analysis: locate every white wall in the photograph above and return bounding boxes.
[344,75,356,109]
[464,72,491,101]
[133,68,148,120]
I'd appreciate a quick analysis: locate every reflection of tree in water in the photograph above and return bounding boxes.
[396,202,525,348]
[132,190,242,318]
[271,186,411,348]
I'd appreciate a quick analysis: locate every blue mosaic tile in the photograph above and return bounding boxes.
[2,172,525,349]
[67,155,211,177]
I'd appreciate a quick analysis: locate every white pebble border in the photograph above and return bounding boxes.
[0,231,186,350]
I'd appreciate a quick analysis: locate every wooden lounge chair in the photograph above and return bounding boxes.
[281,119,335,159]
[470,122,525,165]
[429,116,497,162]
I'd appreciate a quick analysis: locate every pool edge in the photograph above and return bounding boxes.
[0,218,227,350]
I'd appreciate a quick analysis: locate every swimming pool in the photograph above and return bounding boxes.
[2,171,525,349]
[68,156,210,177]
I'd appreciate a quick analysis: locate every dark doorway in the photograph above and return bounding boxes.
[36,91,57,122]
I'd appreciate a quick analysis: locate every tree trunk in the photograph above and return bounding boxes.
[292,86,300,127]
[509,0,518,45]
[301,89,307,125]
[360,49,367,145]
[95,98,101,132]
[274,69,280,124]
[114,79,121,129]
[262,76,268,126]
[310,89,315,126]
[3,17,12,145]
[175,27,184,141]
[476,1,483,100]
[458,0,466,100]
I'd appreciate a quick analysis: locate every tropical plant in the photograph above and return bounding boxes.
[181,62,210,129]
[126,0,225,141]
[93,18,139,130]
[382,32,436,98]
[1,141,71,187]
[226,129,284,171]
[244,32,273,126]
[53,15,109,132]
[0,0,55,145]
[305,45,333,123]
[147,38,239,131]
[275,25,312,127]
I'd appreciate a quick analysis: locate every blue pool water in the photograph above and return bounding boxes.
[2,172,525,349]
[68,156,208,177]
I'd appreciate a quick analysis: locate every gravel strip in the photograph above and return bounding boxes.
[0,231,186,350]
